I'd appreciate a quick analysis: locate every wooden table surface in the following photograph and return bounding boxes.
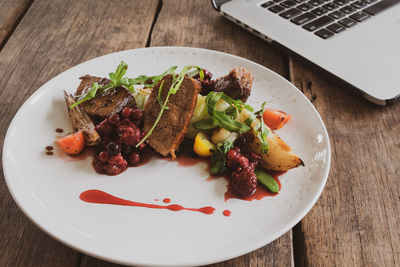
[0,0,399,266]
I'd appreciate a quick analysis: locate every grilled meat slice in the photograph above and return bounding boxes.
[143,75,201,157]
[64,91,100,146]
[75,75,136,118]
[212,67,254,102]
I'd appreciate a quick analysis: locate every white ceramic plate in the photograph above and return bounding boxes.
[3,47,330,266]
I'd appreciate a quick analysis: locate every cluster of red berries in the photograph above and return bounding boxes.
[93,107,146,175]
[193,69,214,96]
[226,133,262,197]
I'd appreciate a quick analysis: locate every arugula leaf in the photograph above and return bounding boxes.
[70,63,179,109]
[210,137,235,175]
[205,92,250,134]
[257,102,270,154]
[193,118,218,130]
[69,83,101,109]
[128,66,178,87]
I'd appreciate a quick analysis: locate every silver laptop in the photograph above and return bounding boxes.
[212,0,400,105]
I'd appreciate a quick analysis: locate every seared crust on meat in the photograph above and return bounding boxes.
[75,75,136,118]
[212,67,253,102]
[64,91,100,146]
[143,75,201,157]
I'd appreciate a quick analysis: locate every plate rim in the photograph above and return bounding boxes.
[2,46,331,266]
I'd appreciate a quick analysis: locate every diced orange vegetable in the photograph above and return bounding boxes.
[56,131,86,155]
[263,109,291,130]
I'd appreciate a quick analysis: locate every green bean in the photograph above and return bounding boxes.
[255,169,279,193]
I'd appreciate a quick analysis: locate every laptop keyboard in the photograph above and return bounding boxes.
[260,0,398,39]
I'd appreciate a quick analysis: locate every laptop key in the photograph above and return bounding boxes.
[298,3,314,11]
[311,7,329,16]
[315,28,335,39]
[349,11,371,21]
[333,0,350,6]
[352,1,367,9]
[303,15,334,31]
[341,5,357,13]
[323,3,339,11]
[362,0,377,3]
[327,23,346,33]
[261,1,275,8]
[281,0,297,8]
[329,10,346,19]
[308,0,325,6]
[338,17,357,27]
[291,12,317,24]
[280,8,302,19]
[364,0,398,15]
[269,5,286,13]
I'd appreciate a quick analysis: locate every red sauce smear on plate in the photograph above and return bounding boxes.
[55,128,64,133]
[223,210,231,217]
[80,190,215,215]
[163,198,171,203]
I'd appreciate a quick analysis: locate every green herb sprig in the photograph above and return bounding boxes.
[205,92,250,134]
[69,62,178,109]
[256,102,270,153]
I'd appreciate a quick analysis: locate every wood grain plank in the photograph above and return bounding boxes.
[288,57,400,267]
[0,0,158,266]
[151,0,292,266]
[0,0,32,48]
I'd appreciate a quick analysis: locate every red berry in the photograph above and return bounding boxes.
[230,168,257,197]
[107,142,121,156]
[129,152,141,166]
[237,156,249,168]
[131,109,143,121]
[138,142,146,150]
[98,151,109,162]
[109,113,120,125]
[108,153,124,165]
[226,149,237,161]
[105,164,119,175]
[122,107,132,118]
[95,120,112,137]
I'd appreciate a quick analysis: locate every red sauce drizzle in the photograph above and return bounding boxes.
[55,128,64,133]
[45,146,53,151]
[223,210,231,217]
[80,190,215,215]
[154,198,159,201]
[163,198,171,203]
[46,151,54,156]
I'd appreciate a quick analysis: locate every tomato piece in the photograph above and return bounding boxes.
[262,109,292,130]
[56,131,86,155]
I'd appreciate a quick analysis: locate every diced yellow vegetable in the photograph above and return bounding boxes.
[194,133,216,157]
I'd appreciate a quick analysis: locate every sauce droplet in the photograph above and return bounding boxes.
[46,151,54,156]
[223,210,231,217]
[80,190,216,215]
[55,128,64,133]
[45,146,54,151]
[163,198,171,203]
[154,199,159,201]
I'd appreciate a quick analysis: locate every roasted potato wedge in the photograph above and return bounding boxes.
[249,119,303,171]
